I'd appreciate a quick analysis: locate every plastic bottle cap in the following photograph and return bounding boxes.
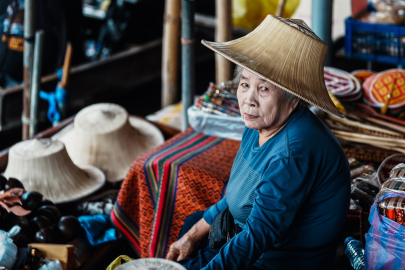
[344,237,354,245]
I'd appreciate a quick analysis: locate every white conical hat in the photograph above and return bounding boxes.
[53,103,164,182]
[116,258,186,270]
[4,139,105,203]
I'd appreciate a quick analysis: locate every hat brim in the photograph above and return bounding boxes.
[53,116,164,183]
[52,163,106,204]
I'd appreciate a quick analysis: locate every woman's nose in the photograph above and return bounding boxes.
[245,88,258,107]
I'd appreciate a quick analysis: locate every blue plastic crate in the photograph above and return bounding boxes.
[345,16,405,65]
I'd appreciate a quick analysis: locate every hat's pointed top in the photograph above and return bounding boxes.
[275,16,325,44]
[76,103,128,134]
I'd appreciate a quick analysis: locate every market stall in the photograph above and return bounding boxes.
[111,127,240,258]
[0,104,171,270]
[6,0,405,269]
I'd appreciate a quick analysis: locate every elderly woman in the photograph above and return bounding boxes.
[167,15,350,270]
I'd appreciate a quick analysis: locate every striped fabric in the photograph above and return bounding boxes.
[111,128,240,258]
[365,191,405,270]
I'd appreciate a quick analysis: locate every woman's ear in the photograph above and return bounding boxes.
[293,98,300,109]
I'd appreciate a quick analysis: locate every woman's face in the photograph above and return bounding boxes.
[237,69,297,131]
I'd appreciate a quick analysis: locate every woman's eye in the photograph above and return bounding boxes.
[240,83,249,88]
[261,86,269,91]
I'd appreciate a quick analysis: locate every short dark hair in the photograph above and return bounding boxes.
[233,65,308,110]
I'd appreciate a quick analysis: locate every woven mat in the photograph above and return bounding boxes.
[111,128,240,258]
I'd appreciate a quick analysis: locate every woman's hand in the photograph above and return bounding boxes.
[166,218,211,261]
[166,233,199,261]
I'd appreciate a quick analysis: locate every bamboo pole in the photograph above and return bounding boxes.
[215,0,232,84]
[56,43,73,123]
[332,129,405,147]
[276,0,287,17]
[162,0,181,108]
[60,43,73,89]
[329,115,403,137]
[29,30,44,138]
[22,0,35,140]
[181,0,195,131]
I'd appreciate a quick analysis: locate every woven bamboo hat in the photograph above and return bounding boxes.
[4,139,105,204]
[53,103,164,183]
[202,15,343,118]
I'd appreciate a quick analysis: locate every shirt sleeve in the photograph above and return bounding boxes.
[203,195,228,225]
[202,157,312,270]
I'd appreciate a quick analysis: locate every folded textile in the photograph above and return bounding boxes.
[78,215,117,246]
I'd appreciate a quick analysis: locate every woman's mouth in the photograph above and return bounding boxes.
[244,113,259,120]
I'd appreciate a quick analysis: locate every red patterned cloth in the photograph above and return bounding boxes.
[111,128,240,258]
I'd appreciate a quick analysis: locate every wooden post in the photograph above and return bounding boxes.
[29,30,44,138]
[312,0,333,66]
[215,0,232,85]
[181,0,195,131]
[276,0,287,17]
[57,43,73,123]
[162,0,181,108]
[60,43,73,90]
[22,0,35,140]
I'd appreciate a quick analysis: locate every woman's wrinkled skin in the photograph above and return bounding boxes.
[238,69,299,146]
[166,68,300,262]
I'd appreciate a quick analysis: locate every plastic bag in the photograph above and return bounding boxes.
[233,0,300,30]
[106,255,133,270]
[389,163,405,178]
[188,106,245,141]
[38,260,63,270]
[370,0,405,25]
[377,196,405,225]
[0,225,20,269]
[380,177,405,194]
[372,0,405,12]
[351,181,378,210]
[351,164,376,180]
[365,191,405,269]
[363,10,405,25]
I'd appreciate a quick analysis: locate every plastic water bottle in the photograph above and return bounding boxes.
[345,237,365,270]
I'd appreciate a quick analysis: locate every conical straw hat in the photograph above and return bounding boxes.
[202,15,343,118]
[4,139,105,204]
[53,103,164,182]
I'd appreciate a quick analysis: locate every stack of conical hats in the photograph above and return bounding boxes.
[53,103,164,182]
[4,139,105,203]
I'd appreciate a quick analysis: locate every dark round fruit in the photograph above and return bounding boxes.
[1,214,29,235]
[21,191,43,211]
[36,206,61,225]
[5,178,24,190]
[35,227,56,243]
[57,216,82,242]
[29,216,51,237]
[11,233,29,247]
[0,175,7,191]
[41,199,55,206]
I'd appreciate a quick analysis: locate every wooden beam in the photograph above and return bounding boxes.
[215,0,233,84]
[276,0,287,17]
[181,0,195,130]
[162,0,181,108]
[22,0,36,140]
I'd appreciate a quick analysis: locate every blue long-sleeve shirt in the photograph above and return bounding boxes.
[202,107,350,270]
